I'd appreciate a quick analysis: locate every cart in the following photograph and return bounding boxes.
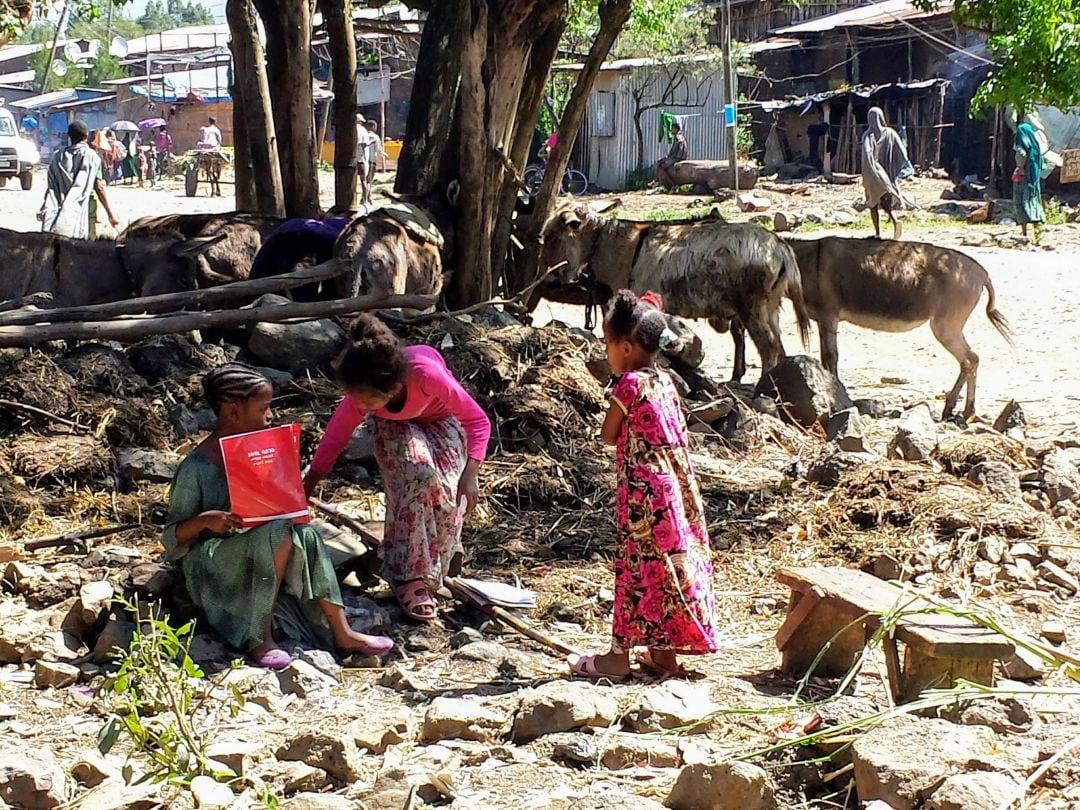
[181,149,231,197]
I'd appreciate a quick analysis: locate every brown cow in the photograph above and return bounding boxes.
[538,202,811,381]
[729,236,1012,420]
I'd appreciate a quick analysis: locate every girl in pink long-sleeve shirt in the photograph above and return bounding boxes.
[305,314,491,621]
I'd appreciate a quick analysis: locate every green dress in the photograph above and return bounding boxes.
[163,450,341,653]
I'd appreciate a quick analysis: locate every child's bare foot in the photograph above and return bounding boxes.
[567,650,630,681]
[634,647,685,677]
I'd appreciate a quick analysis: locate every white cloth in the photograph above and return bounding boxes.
[356,126,374,163]
[40,141,101,239]
[198,125,222,149]
[366,132,387,164]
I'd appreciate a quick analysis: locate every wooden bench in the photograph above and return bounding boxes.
[775,566,1014,703]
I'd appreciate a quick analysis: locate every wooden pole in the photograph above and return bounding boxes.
[25,523,140,553]
[0,293,435,347]
[0,260,351,327]
[722,0,738,192]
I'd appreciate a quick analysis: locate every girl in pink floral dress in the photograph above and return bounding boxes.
[569,290,718,679]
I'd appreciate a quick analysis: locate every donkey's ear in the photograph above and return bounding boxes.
[588,198,621,214]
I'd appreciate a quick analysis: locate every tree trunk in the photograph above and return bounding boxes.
[319,0,358,210]
[508,0,632,297]
[227,0,285,216]
[232,85,255,210]
[254,0,320,217]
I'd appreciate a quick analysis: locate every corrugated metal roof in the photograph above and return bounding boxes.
[773,0,954,34]
[556,52,722,73]
[10,89,82,110]
[125,25,231,56]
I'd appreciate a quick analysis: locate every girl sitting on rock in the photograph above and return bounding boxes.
[569,290,718,680]
[305,314,491,622]
[163,363,394,669]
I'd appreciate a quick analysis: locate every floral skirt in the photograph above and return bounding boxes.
[372,416,467,586]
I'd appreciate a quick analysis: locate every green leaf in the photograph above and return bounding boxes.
[122,763,134,785]
[97,717,121,755]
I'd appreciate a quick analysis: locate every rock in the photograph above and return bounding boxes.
[296,649,342,682]
[737,192,770,212]
[972,560,997,585]
[275,732,363,783]
[754,355,853,429]
[851,716,996,809]
[359,767,415,810]
[22,630,85,664]
[550,733,600,764]
[953,698,1033,733]
[1001,559,1037,584]
[247,295,346,372]
[888,404,939,462]
[284,793,354,810]
[204,740,264,779]
[0,750,66,809]
[349,703,412,753]
[166,403,201,438]
[33,661,80,689]
[2,561,38,590]
[422,697,508,743]
[749,395,779,418]
[255,366,294,391]
[1001,647,1046,681]
[338,422,376,469]
[277,660,337,698]
[807,445,877,488]
[600,734,680,769]
[187,635,233,667]
[512,681,620,742]
[855,397,888,418]
[1008,542,1040,564]
[586,357,614,384]
[993,400,1026,434]
[627,681,717,733]
[926,771,1019,810]
[114,449,180,484]
[665,761,777,810]
[1038,560,1079,593]
[581,792,668,810]
[976,536,1006,565]
[78,580,115,629]
[275,762,328,794]
[92,620,136,663]
[1041,620,1067,644]
[871,553,903,582]
[189,775,232,809]
[455,640,511,665]
[967,461,1021,501]
[688,398,735,427]
[128,562,173,596]
[449,627,483,649]
[772,211,802,232]
[826,407,866,452]
[75,778,162,809]
[1041,449,1080,506]
[70,751,120,788]
[18,568,82,609]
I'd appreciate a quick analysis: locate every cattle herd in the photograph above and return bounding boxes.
[0,198,1013,420]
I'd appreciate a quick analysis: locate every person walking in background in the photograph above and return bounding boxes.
[356,113,375,206]
[40,120,118,238]
[153,126,173,174]
[1013,122,1045,241]
[654,122,688,190]
[861,106,910,240]
[198,116,222,150]
[366,119,388,175]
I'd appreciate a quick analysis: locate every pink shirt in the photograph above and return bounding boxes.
[310,345,491,474]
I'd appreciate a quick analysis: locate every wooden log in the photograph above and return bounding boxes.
[0,259,350,327]
[25,522,140,553]
[0,293,436,347]
[667,160,760,192]
[0,292,52,314]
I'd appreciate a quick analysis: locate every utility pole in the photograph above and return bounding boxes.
[39,0,71,95]
[721,0,738,192]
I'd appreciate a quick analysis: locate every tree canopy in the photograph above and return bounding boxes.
[137,0,214,33]
[917,0,1080,114]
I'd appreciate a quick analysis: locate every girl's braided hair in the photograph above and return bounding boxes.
[202,363,271,413]
[603,289,669,353]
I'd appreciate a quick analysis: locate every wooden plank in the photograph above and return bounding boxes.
[1061,149,1080,184]
[777,566,1012,658]
[775,586,823,652]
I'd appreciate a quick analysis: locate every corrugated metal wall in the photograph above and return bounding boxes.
[580,64,729,191]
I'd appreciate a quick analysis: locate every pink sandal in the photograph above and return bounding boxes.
[567,654,629,682]
[393,580,438,622]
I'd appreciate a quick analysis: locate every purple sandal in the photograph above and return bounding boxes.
[251,649,292,670]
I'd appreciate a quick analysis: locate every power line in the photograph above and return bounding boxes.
[857,0,998,66]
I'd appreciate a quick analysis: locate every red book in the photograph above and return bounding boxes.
[219,424,309,526]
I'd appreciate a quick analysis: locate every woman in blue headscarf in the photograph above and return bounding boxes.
[1013,122,1044,239]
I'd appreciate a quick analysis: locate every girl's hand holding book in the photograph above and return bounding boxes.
[201,510,245,534]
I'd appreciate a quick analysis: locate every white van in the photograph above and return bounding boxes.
[0,104,40,190]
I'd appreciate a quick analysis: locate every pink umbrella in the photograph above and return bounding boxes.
[138,118,168,130]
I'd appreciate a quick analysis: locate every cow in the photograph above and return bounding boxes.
[123,212,284,286]
[0,227,222,307]
[727,236,1013,421]
[537,201,811,381]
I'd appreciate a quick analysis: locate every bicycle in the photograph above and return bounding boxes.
[522,163,589,197]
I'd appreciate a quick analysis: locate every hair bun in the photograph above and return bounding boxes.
[612,289,639,314]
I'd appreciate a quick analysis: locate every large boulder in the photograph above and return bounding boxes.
[246,295,346,372]
[754,355,853,429]
[511,680,619,743]
[421,697,509,743]
[0,749,67,809]
[665,761,777,810]
[926,771,1020,810]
